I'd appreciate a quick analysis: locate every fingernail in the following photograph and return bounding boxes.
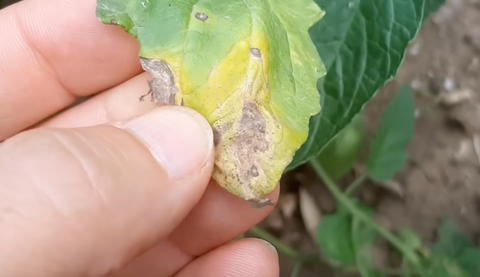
[118,106,213,179]
[252,238,278,255]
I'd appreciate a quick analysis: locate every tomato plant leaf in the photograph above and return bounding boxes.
[424,218,480,277]
[432,218,476,257]
[351,204,384,277]
[366,85,415,182]
[96,0,326,205]
[316,115,365,181]
[398,228,423,250]
[288,0,445,170]
[317,201,379,275]
[317,205,357,266]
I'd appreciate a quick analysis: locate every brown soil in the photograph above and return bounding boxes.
[258,0,480,276]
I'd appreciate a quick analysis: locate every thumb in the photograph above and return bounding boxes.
[0,106,214,277]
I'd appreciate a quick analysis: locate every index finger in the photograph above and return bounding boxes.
[0,0,143,140]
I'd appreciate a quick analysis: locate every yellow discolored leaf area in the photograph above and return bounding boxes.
[96,0,326,207]
[194,39,285,206]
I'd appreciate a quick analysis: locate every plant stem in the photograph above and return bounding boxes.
[290,261,303,277]
[345,173,368,196]
[248,226,301,260]
[232,233,245,242]
[309,159,421,267]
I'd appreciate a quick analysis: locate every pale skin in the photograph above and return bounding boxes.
[0,0,280,276]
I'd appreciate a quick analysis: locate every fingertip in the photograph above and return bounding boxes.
[42,73,155,128]
[175,238,279,277]
[0,105,215,277]
[117,105,214,179]
[0,0,142,139]
[169,181,280,256]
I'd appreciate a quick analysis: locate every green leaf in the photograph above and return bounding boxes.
[317,201,382,277]
[432,218,476,258]
[425,0,446,18]
[317,205,357,266]
[96,0,326,203]
[366,85,415,181]
[316,115,365,181]
[424,257,479,277]
[424,217,480,277]
[398,228,423,250]
[288,0,445,170]
[457,248,480,276]
[351,205,385,277]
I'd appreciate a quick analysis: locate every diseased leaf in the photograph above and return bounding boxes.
[366,85,415,182]
[288,0,446,170]
[96,0,326,205]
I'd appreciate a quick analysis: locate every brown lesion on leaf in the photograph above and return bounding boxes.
[236,102,268,151]
[139,57,179,105]
[229,101,272,205]
[212,122,233,146]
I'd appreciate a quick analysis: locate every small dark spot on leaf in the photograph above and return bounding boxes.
[195,12,208,21]
[249,165,259,177]
[110,19,118,25]
[250,48,261,57]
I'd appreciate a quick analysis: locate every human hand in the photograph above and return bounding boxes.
[0,1,280,276]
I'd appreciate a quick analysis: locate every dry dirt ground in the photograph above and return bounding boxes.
[259,0,480,276]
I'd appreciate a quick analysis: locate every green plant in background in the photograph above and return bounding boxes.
[315,86,417,273]
[315,114,365,182]
[252,86,480,277]
[286,0,445,170]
